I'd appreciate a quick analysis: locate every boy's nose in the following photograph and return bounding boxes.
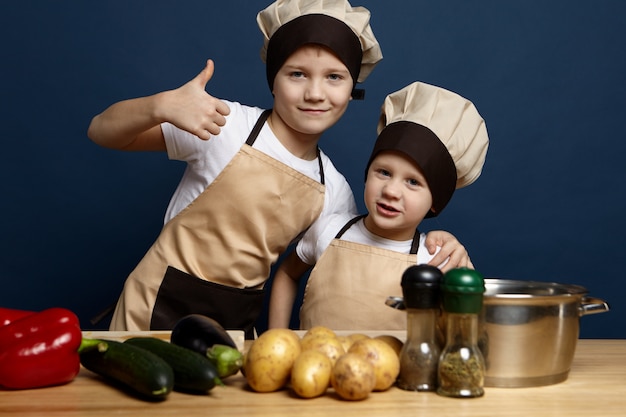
[382,181,401,198]
[304,80,325,101]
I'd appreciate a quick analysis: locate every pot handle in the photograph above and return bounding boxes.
[385,296,405,310]
[579,296,610,316]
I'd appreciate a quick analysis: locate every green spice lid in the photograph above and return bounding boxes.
[441,267,485,314]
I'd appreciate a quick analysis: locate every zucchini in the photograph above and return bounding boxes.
[79,339,174,401]
[125,337,222,393]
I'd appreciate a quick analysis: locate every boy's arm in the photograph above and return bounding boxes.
[87,59,230,151]
[268,251,313,329]
[424,230,474,272]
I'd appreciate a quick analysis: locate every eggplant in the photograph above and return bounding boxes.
[170,314,237,350]
[170,314,242,379]
[206,344,243,379]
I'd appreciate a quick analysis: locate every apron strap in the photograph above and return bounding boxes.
[246,109,325,185]
[334,215,366,239]
[316,147,324,185]
[245,109,272,146]
[409,229,421,255]
[335,215,421,255]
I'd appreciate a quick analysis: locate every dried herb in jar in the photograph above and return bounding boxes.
[438,349,484,393]
[436,268,486,398]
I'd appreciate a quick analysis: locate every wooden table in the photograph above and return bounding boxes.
[1,332,624,417]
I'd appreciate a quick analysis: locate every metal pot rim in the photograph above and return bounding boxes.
[484,278,587,298]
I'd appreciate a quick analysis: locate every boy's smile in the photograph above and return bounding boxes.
[376,201,401,216]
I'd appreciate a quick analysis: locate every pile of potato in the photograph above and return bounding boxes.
[243,326,402,401]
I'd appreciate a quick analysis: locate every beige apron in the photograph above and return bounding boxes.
[110,110,325,337]
[299,215,419,331]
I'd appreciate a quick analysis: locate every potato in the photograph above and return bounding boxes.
[348,333,370,344]
[336,332,370,352]
[330,353,376,401]
[302,325,336,340]
[337,335,353,353]
[300,334,345,365]
[348,338,400,391]
[374,334,404,357]
[290,350,332,398]
[244,328,301,392]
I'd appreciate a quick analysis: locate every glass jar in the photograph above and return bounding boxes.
[397,265,442,391]
[437,267,486,398]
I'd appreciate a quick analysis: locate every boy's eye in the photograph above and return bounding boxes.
[328,73,343,81]
[377,168,391,177]
[291,71,305,78]
[407,179,419,187]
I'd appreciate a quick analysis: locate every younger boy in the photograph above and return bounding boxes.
[269,81,489,331]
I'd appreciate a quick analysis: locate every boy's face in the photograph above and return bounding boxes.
[363,151,433,241]
[270,45,353,148]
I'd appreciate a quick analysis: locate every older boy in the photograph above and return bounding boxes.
[88,1,469,337]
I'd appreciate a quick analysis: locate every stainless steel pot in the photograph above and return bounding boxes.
[480,279,608,388]
[386,278,609,388]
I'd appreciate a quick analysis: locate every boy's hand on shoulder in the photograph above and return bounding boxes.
[424,230,474,273]
[162,59,231,140]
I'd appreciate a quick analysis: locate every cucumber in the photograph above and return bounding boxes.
[125,337,222,393]
[79,339,174,401]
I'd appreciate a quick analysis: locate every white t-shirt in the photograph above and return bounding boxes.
[296,213,442,267]
[161,100,357,242]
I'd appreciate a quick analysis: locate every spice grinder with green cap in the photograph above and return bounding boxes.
[437,267,486,398]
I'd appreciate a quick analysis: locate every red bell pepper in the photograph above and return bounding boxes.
[0,307,96,390]
[0,307,35,327]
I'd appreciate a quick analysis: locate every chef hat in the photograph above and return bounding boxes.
[257,0,382,97]
[366,82,489,217]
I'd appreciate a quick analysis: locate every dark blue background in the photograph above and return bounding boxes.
[1,1,623,338]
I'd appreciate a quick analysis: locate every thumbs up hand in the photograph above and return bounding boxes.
[164,59,231,140]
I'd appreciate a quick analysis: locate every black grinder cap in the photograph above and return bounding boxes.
[401,265,443,309]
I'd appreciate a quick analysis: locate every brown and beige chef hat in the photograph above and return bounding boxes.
[366,82,489,217]
[257,0,382,99]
